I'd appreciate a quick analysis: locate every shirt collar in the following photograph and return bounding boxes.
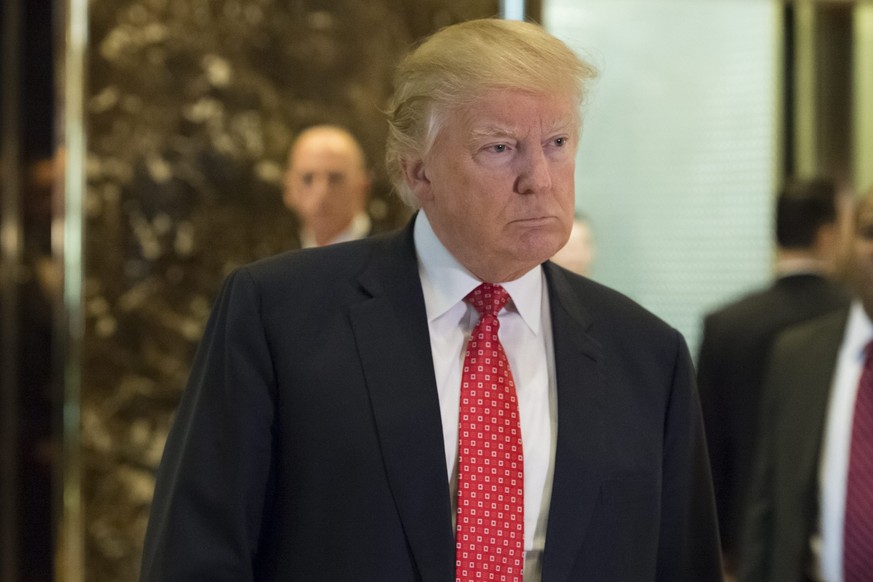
[413,211,543,334]
[844,300,873,361]
[300,211,371,248]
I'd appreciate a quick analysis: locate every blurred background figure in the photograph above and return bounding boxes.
[740,186,873,582]
[283,125,373,248]
[696,177,851,577]
[550,213,596,276]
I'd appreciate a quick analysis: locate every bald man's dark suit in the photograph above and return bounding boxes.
[140,219,721,581]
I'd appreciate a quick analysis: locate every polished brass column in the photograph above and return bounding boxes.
[855,1,873,193]
[793,0,818,177]
[56,0,88,579]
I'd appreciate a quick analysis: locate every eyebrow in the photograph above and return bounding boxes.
[466,120,575,146]
[465,126,515,148]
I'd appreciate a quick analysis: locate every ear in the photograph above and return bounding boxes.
[403,158,433,203]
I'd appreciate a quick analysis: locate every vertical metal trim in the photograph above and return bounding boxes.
[500,0,526,21]
[773,2,786,189]
[55,0,87,579]
[794,0,818,177]
[854,1,873,194]
[771,1,788,274]
[0,0,23,579]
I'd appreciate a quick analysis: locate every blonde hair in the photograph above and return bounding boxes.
[385,18,598,207]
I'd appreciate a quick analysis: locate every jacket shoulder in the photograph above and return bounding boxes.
[545,262,681,343]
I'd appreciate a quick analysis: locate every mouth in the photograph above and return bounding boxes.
[511,216,557,226]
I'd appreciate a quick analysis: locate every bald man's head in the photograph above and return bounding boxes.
[283,125,371,246]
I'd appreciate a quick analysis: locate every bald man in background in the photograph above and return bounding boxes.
[551,213,595,277]
[283,125,373,247]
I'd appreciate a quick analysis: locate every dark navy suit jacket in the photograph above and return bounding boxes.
[141,219,722,581]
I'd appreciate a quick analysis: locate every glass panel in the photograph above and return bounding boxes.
[544,0,780,351]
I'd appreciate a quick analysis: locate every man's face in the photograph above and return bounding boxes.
[851,196,873,315]
[284,129,370,246]
[409,89,578,282]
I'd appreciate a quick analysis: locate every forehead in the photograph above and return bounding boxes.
[457,89,579,137]
[290,130,363,169]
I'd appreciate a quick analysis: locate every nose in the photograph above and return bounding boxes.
[309,176,332,207]
[515,147,552,194]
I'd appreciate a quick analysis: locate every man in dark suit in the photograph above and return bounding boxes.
[696,178,849,573]
[140,18,721,581]
[740,188,873,582]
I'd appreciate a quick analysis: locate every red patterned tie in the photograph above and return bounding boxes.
[455,283,524,582]
[844,341,873,582]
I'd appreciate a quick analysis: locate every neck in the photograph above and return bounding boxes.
[776,248,818,262]
[775,248,830,275]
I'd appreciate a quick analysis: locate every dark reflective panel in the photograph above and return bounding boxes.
[1,0,58,580]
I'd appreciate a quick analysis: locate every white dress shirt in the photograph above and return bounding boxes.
[299,211,371,248]
[413,211,557,582]
[814,301,873,581]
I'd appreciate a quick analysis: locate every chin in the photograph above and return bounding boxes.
[514,241,563,267]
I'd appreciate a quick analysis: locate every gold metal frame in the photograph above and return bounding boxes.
[794,0,819,177]
[855,1,873,193]
[56,0,88,579]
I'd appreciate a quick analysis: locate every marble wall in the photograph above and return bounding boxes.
[82,0,503,579]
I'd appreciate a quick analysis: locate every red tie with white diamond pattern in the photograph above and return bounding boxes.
[844,341,873,582]
[454,283,524,582]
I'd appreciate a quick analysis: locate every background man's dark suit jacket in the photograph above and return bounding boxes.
[697,274,849,554]
[141,220,721,581]
[739,308,848,582]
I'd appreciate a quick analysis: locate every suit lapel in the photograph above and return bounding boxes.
[541,264,608,582]
[348,223,455,582]
[348,240,609,581]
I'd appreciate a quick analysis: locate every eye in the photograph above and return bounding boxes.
[492,144,508,153]
[554,137,567,147]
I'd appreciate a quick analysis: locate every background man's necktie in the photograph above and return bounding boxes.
[844,341,873,582]
[454,283,524,582]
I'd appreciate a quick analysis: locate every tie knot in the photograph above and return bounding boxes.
[465,283,510,318]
